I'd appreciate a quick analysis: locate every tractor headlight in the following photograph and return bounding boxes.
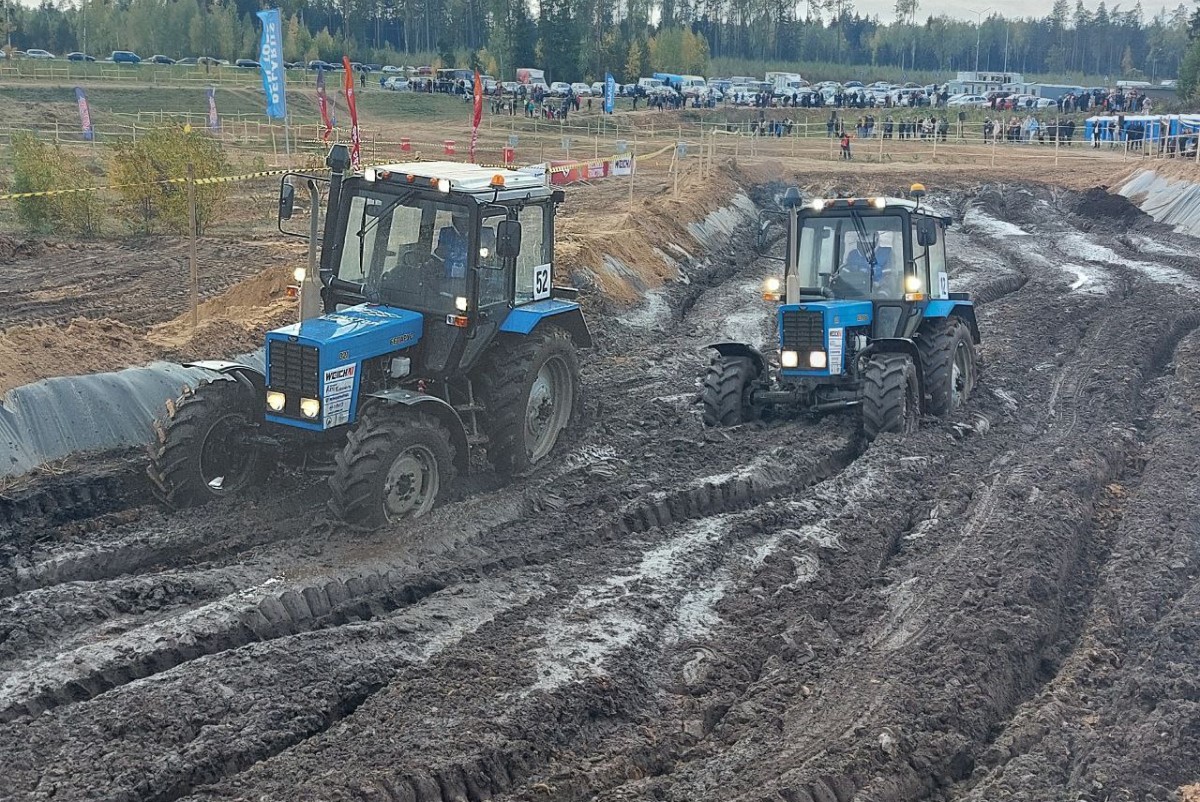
[811,198,826,211]
[762,276,783,301]
[300,397,321,419]
[293,266,307,283]
[266,391,286,411]
[781,349,799,368]
[455,296,469,312]
[905,275,922,293]
[809,350,828,369]
[436,178,451,193]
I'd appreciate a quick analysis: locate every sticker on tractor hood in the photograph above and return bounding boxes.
[323,363,356,428]
[828,327,844,375]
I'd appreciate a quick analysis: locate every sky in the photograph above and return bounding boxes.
[854,0,1175,20]
[2,0,1182,23]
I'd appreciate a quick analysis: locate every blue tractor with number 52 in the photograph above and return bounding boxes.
[702,184,980,438]
[148,145,590,525]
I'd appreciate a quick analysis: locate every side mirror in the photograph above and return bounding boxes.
[497,219,522,258]
[278,180,296,221]
[754,212,771,254]
[916,217,938,247]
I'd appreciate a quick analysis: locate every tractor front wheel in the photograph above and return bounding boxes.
[917,316,977,417]
[477,328,581,476]
[328,406,457,526]
[700,354,760,427]
[147,379,272,508]
[861,354,920,440]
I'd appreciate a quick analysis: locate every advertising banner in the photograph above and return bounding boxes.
[604,72,615,114]
[470,70,483,162]
[74,87,93,141]
[206,87,220,132]
[342,57,361,168]
[316,69,333,142]
[256,9,287,120]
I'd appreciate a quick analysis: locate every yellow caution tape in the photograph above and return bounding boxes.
[0,167,329,201]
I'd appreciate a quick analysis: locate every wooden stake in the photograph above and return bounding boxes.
[187,163,199,331]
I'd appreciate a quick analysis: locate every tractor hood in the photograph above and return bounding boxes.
[265,304,423,431]
[270,304,424,354]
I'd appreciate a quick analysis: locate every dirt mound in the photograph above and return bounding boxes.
[1074,185,1151,224]
[147,265,294,355]
[0,318,163,397]
[0,236,47,264]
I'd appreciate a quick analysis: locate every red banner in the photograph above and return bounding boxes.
[470,70,483,163]
[342,56,361,169]
[316,69,333,143]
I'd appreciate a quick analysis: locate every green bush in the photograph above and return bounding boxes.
[10,134,102,236]
[109,126,230,235]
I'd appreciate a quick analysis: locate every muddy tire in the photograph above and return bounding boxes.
[917,316,977,417]
[147,379,272,508]
[861,354,920,440]
[476,328,581,476]
[328,405,457,526]
[700,355,759,427]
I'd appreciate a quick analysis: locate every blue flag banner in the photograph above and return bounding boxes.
[74,87,94,141]
[256,9,287,120]
[207,86,220,132]
[604,72,616,114]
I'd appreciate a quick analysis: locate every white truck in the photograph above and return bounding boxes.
[766,71,807,98]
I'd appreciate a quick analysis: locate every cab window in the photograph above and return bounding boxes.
[515,205,548,305]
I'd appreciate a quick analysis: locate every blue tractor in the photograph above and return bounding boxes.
[149,145,590,525]
[701,185,980,438]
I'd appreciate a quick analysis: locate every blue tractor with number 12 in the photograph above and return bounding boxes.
[702,184,980,438]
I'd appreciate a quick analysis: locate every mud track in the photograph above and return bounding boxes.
[2,185,1200,802]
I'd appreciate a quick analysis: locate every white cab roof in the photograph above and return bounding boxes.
[371,161,546,193]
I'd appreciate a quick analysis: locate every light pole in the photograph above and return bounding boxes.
[1003,22,1010,74]
[972,7,993,74]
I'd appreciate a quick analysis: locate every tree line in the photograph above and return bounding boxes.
[2,0,1197,92]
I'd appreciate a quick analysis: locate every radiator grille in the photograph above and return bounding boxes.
[268,340,320,396]
[781,310,825,354]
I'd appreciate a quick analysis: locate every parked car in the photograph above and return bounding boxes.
[570,82,592,96]
[382,76,409,91]
[381,65,403,74]
[235,58,260,68]
[65,52,96,62]
[175,57,197,65]
[549,81,571,96]
[197,56,222,67]
[590,81,605,96]
[148,54,175,65]
[110,50,141,64]
[26,48,56,59]
[947,94,988,108]
[501,81,520,94]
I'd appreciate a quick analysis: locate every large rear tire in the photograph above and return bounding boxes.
[700,355,759,427]
[328,406,457,526]
[917,316,977,417]
[861,354,920,440]
[147,379,272,508]
[475,328,581,476]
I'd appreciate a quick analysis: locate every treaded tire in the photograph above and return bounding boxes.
[861,354,920,440]
[475,327,582,476]
[700,355,758,427]
[328,406,457,526]
[147,379,272,509]
[917,316,977,417]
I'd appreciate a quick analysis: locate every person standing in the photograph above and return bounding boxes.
[840,131,852,160]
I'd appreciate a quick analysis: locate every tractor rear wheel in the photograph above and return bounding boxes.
[700,355,759,427]
[476,328,581,476]
[861,354,920,440]
[147,379,272,508]
[917,316,977,417]
[328,405,457,526]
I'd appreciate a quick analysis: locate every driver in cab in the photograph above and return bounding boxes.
[434,212,470,279]
[837,231,897,297]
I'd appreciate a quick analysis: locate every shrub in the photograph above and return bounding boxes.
[10,134,102,235]
[109,126,230,235]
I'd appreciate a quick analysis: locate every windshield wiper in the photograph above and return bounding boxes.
[356,190,416,273]
[849,210,878,272]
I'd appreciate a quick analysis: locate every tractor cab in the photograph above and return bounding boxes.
[703,184,980,439]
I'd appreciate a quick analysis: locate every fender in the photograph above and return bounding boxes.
[707,342,768,377]
[184,360,266,395]
[365,388,470,474]
[922,300,981,344]
[500,300,593,348]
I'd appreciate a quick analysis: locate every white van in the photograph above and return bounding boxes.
[679,75,708,97]
[637,77,664,92]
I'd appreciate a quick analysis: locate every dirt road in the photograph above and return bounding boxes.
[1,182,1199,802]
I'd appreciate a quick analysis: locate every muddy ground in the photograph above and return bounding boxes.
[1,176,1199,802]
